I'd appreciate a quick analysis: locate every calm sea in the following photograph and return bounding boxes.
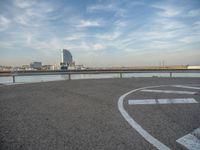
[0,73,200,84]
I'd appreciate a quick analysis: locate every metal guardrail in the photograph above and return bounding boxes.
[0,69,200,83]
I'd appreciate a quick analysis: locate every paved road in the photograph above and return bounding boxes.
[0,77,200,150]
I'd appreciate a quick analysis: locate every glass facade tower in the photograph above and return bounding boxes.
[61,49,73,65]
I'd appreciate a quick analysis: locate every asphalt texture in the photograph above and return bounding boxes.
[0,77,200,150]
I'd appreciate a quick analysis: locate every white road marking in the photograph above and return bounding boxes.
[172,85,200,90]
[141,89,196,95]
[128,98,198,105]
[176,127,200,150]
[118,85,171,150]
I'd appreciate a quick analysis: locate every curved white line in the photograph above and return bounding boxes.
[118,85,171,150]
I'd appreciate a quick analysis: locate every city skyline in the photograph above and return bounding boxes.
[0,0,200,67]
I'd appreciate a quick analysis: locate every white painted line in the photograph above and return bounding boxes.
[129,99,158,105]
[118,85,171,150]
[176,127,200,150]
[128,98,198,105]
[141,89,196,95]
[172,85,200,90]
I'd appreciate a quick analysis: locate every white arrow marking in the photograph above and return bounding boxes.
[176,127,200,150]
[172,85,200,90]
[141,89,196,95]
[128,98,198,105]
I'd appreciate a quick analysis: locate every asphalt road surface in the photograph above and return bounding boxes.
[0,77,200,150]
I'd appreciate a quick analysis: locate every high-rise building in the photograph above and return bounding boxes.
[60,49,73,70]
[61,49,73,65]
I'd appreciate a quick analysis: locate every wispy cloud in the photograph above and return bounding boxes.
[0,15,11,31]
[152,5,181,17]
[179,36,200,44]
[14,0,36,8]
[96,31,121,41]
[62,41,107,52]
[185,9,200,17]
[86,3,126,17]
[87,4,114,12]
[64,33,86,41]
[13,0,56,27]
[35,38,63,51]
[153,18,186,30]
[76,20,103,28]
[93,43,106,51]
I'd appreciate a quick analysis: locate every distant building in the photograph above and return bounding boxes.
[61,49,73,65]
[187,66,200,69]
[21,65,32,71]
[51,64,60,70]
[75,65,85,70]
[60,49,73,70]
[42,65,52,70]
[30,62,42,69]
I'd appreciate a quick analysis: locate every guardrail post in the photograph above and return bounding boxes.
[68,73,71,80]
[12,75,15,83]
[120,72,123,79]
[170,72,172,78]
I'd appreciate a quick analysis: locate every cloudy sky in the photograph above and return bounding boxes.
[0,0,200,67]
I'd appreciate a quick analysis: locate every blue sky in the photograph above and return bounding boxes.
[0,0,200,67]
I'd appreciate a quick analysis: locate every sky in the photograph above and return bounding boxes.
[0,0,200,67]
